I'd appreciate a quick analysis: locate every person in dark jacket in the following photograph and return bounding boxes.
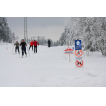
[20,39,27,58]
[14,41,20,53]
[33,40,39,53]
[48,39,51,47]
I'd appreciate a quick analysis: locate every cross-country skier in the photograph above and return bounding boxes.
[48,39,51,47]
[14,41,20,53]
[29,40,34,51]
[33,40,39,53]
[20,39,27,58]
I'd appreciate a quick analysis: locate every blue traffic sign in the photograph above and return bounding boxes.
[75,40,82,50]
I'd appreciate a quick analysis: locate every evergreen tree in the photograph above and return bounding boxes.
[0,17,17,43]
[61,17,106,56]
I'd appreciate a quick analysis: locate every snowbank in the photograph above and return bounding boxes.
[0,44,106,87]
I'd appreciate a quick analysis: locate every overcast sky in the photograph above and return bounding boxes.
[6,17,66,41]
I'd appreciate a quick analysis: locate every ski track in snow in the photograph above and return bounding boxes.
[0,44,106,87]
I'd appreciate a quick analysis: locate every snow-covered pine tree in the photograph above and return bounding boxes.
[0,17,17,43]
[61,17,106,56]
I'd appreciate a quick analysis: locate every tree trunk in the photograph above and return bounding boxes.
[88,50,89,56]
[86,50,87,56]
[104,52,106,56]
[98,41,104,55]
[100,48,104,55]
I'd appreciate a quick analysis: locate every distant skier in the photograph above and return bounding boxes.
[20,39,27,58]
[29,40,34,51]
[14,41,20,53]
[48,39,51,47]
[33,40,39,53]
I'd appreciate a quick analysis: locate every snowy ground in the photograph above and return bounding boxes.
[0,43,106,87]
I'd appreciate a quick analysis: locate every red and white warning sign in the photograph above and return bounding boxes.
[75,60,83,67]
[75,50,83,57]
[64,47,74,54]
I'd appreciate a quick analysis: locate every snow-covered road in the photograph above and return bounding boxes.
[0,43,106,87]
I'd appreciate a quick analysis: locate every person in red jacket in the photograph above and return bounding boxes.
[29,40,34,51]
[33,40,39,53]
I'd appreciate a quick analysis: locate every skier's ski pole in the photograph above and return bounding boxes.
[12,45,14,54]
[27,46,30,57]
[19,47,20,57]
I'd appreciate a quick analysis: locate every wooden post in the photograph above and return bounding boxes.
[69,54,71,62]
